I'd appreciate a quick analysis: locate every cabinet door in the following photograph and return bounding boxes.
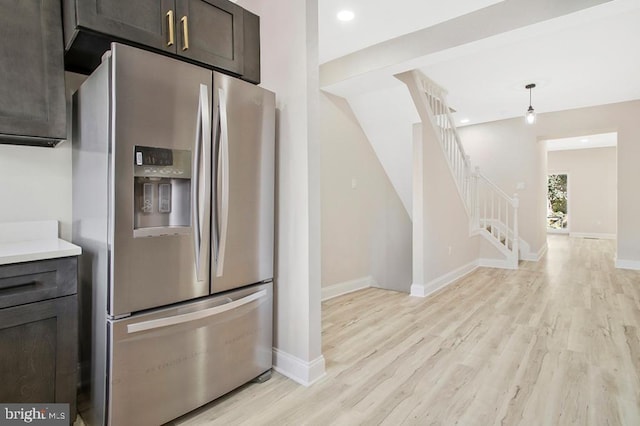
[0,295,77,417]
[241,8,260,84]
[176,0,244,75]
[0,0,65,143]
[75,0,176,53]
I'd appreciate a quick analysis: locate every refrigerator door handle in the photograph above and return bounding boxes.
[215,88,230,277]
[192,84,211,282]
[126,289,267,333]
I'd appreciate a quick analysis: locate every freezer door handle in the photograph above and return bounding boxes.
[192,84,211,282]
[126,289,267,333]
[215,88,230,277]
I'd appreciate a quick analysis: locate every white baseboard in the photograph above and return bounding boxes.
[272,348,326,387]
[535,242,548,261]
[411,261,478,298]
[570,232,616,240]
[615,258,640,271]
[518,238,531,260]
[321,276,374,301]
[547,229,569,234]
[520,241,547,262]
[410,283,428,297]
[478,257,516,269]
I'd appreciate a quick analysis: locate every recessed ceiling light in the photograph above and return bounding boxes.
[337,10,354,21]
[460,118,470,124]
[581,138,588,143]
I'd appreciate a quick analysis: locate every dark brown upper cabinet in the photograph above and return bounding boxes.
[63,0,258,82]
[0,0,66,147]
[175,0,243,75]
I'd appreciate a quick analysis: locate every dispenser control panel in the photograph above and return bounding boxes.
[135,146,173,166]
[133,146,192,237]
[133,146,191,178]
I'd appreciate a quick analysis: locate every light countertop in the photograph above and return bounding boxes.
[0,220,81,266]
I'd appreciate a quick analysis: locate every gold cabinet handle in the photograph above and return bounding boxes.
[181,16,189,51]
[166,10,175,46]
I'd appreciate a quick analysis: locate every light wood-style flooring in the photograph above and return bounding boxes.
[165,235,640,425]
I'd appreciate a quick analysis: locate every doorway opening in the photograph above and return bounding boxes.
[547,173,568,233]
[544,132,617,240]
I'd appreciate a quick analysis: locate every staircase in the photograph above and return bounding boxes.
[399,70,521,269]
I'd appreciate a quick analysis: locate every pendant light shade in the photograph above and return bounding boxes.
[526,106,536,124]
[525,83,536,124]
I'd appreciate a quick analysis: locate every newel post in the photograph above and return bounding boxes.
[464,155,472,206]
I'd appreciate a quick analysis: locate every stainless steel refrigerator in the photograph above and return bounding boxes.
[72,43,275,426]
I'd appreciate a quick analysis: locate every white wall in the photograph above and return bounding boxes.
[413,121,480,294]
[237,0,324,385]
[548,147,617,237]
[459,100,640,264]
[347,84,418,216]
[0,143,72,239]
[320,92,411,293]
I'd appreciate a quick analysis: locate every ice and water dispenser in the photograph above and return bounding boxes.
[133,146,191,237]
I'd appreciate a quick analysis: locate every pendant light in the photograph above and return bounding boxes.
[525,83,536,124]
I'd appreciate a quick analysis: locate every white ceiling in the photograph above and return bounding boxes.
[318,0,640,125]
[317,0,640,215]
[318,0,504,64]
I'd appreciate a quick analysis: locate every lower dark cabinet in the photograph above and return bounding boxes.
[0,296,77,412]
[0,258,78,424]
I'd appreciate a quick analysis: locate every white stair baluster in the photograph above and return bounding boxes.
[513,202,516,251]
[506,198,510,250]
[483,187,487,230]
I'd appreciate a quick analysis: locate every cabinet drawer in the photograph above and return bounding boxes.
[0,257,77,309]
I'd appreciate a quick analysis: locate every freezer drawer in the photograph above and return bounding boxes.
[107,282,272,426]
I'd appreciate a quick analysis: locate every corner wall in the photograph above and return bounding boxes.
[459,100,640,266]
[548,147,617,238]
[237,0,325,385]
[320,92,411,295]
[412,122,480,296]
[458,118,548,256]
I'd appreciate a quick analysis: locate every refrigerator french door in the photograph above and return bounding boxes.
[72,43,275,426]
[109,42,213,317]
[211,72,275,293]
